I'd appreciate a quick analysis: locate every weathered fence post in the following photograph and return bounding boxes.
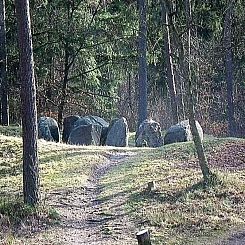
[136,229,152,245]
[147,181,156,192]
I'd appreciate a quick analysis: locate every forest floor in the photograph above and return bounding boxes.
[0,126,245,244]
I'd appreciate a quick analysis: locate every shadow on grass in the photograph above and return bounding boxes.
[97,187,138,203]
[39,148,110,164]
[0,161,22,176]
[129,180,218,205]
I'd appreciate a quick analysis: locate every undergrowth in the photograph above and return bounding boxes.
[0,198,59,224]
[0,125,22,137]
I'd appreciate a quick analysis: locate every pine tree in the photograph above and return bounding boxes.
[15,0,40,205]
[0,0,9,125]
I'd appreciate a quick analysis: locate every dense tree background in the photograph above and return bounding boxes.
[1,0,244,136]
[0,0,9,125]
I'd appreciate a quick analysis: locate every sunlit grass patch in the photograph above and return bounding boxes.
[101,138,245,244]
[0,136,23,197]
[0,136,111,197]
[39,143,108,191]
[0,130,116,242]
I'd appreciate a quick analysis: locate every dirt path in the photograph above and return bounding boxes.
[17,152,138,245]
[9,146,245,245]
[214,230,245,245]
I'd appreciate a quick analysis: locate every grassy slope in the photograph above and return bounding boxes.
[0,125,117,242]
[0,129,108,197]
[101,138,245,245]
[0,126,137,202]
[1,125,245,244]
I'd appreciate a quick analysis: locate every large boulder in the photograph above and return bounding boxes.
[135,119,163,147]
[74,116,93,128]
[68,124,102,146]
[62,115,80,143]
[38,117,60,142]
[105,117,129,147]
[74,115,109,128]
[74,115,109,145]
[164,120,203,145]
[89,116,110,145]
[38,117,52,141]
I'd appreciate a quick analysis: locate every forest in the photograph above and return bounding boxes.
[0,0,244,136]
[0,0,245,244]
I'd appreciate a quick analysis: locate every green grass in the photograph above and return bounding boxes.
[0,134,110,197]
[1,125,245,244]
[38,142,108,192]
[0,129,113,241]
[100,138,245,245]
[0,125,22,137]
[0,197,59,224]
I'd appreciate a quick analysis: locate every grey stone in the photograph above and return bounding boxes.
[74,116,92,128]
[88,116,109,128]
[74,115,109,128]
[68,124,102,146]
[135,119,163,148]
[74,115,109,145]
[164,119,203,145]
[89,116,109,145]
[106,117,129,147]
[62,115,80,143]
[38,117,60,142]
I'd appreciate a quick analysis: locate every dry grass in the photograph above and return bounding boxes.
[1,125,245,244]
[0,135,109,197]
[0,130,115,243]
[100,138,245,244]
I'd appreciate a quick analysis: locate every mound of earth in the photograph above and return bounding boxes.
[180,141,245,171]
[207,142,245,170]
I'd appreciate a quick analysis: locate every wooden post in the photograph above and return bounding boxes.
[136,229,152,245]
[147,181,156,192]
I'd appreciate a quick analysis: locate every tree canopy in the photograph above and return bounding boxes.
[0,0,244,136]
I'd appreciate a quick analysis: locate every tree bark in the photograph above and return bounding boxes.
[57,3,73,131]
[162,0,179,124]
[15,0,40,205]
[184,0,212,183]
[0,0,9,125]
[58,42,69,131]
[136,229,152,245]
[138,0,148,127]
[224,2,236,137]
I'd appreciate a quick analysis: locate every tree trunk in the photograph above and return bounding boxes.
[0,0,9,125]
[15,0,40,205]
[58,43,69,131]
[184,0,212,183]
[224,2,236,137]
[162,0,179,124]
[138,0,148,127]
[57,3,73,130]
[136,229,152,245]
